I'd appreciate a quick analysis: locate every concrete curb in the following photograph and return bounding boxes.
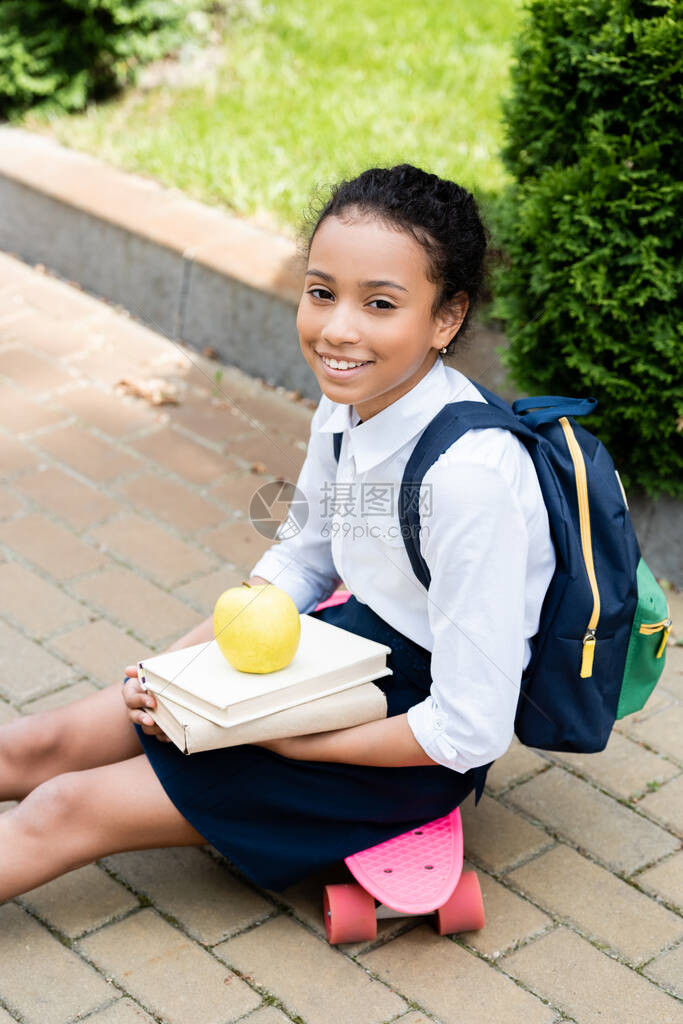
[0,126,679,586]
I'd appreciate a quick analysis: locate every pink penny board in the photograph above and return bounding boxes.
[314,588,353,611]
[344,808,464,915]
[313,589,464,915]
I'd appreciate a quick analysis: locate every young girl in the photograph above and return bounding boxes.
[0,164,555,899]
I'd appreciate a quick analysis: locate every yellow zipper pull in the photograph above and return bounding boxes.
[656,620,672,659]
[581,629,596,677]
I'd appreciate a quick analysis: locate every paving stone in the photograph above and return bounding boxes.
[0,381,70,434]
[638,773,683,835]
[101,847,273,944]
[0,487,24,519]
[72,565,203,646]
[4,308,103,358]
[236,391,312,442]
[0,251,40,287]
[459,861,552,957]
[80,997,157,1023]
[636,851,683,910]
[170,392,256,445]
[0,698,19,724]
[5,271,106,321]
[88,514,217,588]
[0,346,78,394]
[0,1006,19,1024]
[228,432,306,480]
[644,943,683,999]
[502,926,683,1024]
[116,472,226,532]
[0,512,109,580]
[0,560,87,636]
[35,423,141,481]
[56,384,158,437]
[484,738,549,794]
[507,843,683,965]
[210,472,281,519]
[202,520,281,571]
[215,915,407,1024]
[506,766,679,874]
[13,466,119,529]
[0,617,74,702]
[18,863,139,937]
[614,686,677,735]
[50,618,152,688]
[174,565,246,615]
[130,425,237,485]
[459,791,552,874]
[0,903,117,1024]
[628,705,683,764]
[88,310,175,364]
[660,644,683,701]
[0,433,40,474]
[69,344,157,386]
[360,924,554,1024]
[241,1008,293,1024]
[21,679,99,713]
[79,908,260,1024]
[550,730,679,801]
[391,1014,436,1024]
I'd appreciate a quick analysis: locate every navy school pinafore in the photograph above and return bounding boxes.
[131,594,492,892]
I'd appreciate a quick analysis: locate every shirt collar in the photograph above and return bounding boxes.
[317,357,455,474]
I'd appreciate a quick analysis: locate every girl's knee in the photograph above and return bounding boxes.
[4,713,63,774]
[14,771,85,838]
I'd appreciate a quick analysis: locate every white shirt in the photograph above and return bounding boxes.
[249,357,556,772]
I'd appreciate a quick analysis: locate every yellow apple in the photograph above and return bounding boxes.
[213,582,301,673]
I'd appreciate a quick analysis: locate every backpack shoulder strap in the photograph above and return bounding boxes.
[399,401,537,590]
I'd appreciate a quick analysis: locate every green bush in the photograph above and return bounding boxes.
[0,0,210,118]
[494,0,683,497]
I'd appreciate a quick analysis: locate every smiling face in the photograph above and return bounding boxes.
[297,212,467,421]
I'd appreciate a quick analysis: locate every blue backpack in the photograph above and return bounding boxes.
[332,382,672,753]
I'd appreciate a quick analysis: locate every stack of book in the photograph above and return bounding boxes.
[137,613,392,754]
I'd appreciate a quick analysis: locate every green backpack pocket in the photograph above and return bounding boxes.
[617,558,672,719]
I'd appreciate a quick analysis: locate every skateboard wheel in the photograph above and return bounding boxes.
[436,870,485,935]
[323,883,377,944]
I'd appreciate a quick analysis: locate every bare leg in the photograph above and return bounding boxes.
[0,754,207,901]
[0,683,144,801]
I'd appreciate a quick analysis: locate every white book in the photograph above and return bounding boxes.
[149,682,389,755]
[137,613,392,728]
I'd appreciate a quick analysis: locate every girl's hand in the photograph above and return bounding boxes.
[123,664,172,742]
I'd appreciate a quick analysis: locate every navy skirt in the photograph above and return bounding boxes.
[132,594,492,891]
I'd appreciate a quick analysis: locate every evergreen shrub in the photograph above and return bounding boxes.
[494,0,682,497]
[0,0,209,118]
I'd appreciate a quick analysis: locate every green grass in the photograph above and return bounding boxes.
[20,0,522,236]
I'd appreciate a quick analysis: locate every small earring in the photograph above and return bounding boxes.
[440,346,448,355]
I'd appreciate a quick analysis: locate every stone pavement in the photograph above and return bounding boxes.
[0,250,681,1024]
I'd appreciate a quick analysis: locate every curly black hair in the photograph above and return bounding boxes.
[301,164,489,353]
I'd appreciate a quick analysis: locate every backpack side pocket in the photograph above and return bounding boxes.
[617,559,671,719]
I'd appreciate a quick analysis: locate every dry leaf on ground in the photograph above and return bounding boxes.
[115,376,182,405]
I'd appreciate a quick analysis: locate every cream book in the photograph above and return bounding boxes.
[149,682,388,754]
[137,613,393,728]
